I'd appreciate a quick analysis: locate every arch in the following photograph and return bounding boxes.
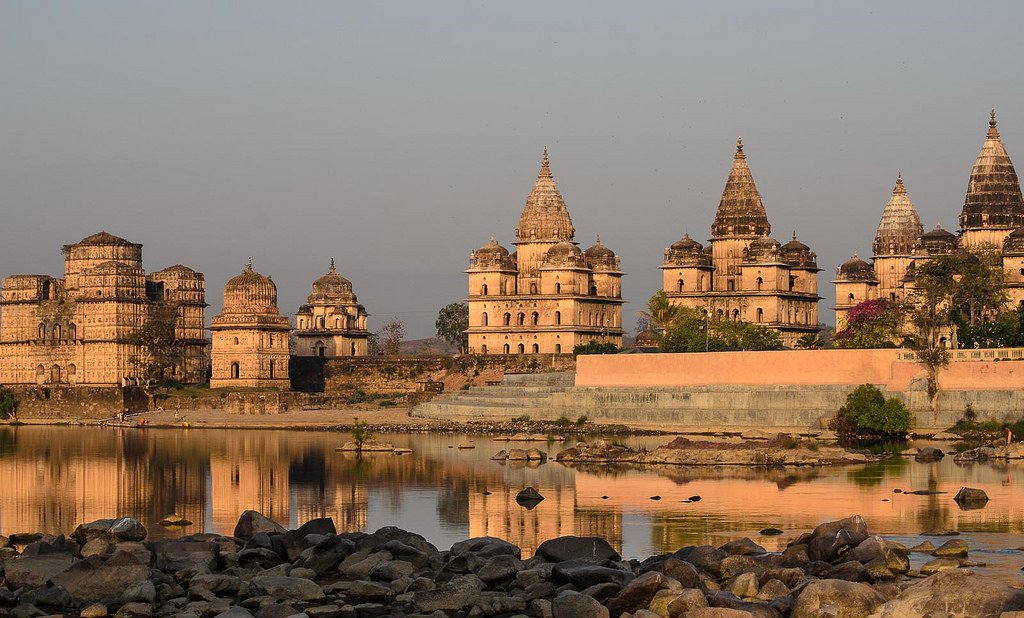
[555,311,562,325]
[756,277,763,291]
[517,312,526,326]
[517,343,525,354]
[351,342,357,355]
[482,312,488,326]
[50,365,61,384]
[848,293,855,302]
[503,344,510,354]
[532,343,540,353]
[269,360,275,379]
[231,362,240,379]
[318,317,325,329]
[590,284,598,296]
[733,309,740,320]
[315,341,325,357]
[233,336,240,345]
[698,275,705,292]
[727,279,735,291]
[38,323,46,339]
[789,276,796,291]
[531,312,539,326]
[481,283,488,295]
[35,364,45,384]
[335,317,341,328]
[69,323,77,340]
[530,282,538,294]
[68,364,76,377]
[555,343,562,354]
[890,292,897,301]
[677,279,684,292]
[717,309,724,319]
[555,282,561,294]
[42,280,51,300]
[52,324,61,340]
[503,313,511,326]
[756,308,763,322]
[481,344,488,354]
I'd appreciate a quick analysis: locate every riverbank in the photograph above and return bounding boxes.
[1,513,1022,617]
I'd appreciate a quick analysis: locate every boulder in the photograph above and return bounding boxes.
[411,574,483,613]
[80,604,109,618]
[792,579,885,617]
[450,536,521,560]
[728,572,760,599]
[3,554,77,590]
[159,515,192,527]
[606,571,680,614]
[472,554,523,583]
[810,514,868,540]
[718,538,766,556]
[72,518,147,545]
[676,545,726,577]
[233,511,286,540]
[506,449,529,461]
[685,607,756,617]
[491,450,508,460]
[954,487,990,504]
[526,448,547,461]
[537,536,620,562]
[51,553,152,607]
[249,576,326,602]
[666,589,710,614]
[932,538,969,558]
[152,540,220,572]
[920,558,961,575]
[552,563,635,588]
[908,540,935,552]
[301,534,356,576]
[915,446,945,462]
[872,570,1024,617]
[515,487,545,508]
[644,557,702,589]
[551,591,609,618]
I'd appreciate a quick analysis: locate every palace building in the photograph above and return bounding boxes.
[209,259,290,389]
[835,109,1024,331]
[0,232,208,386]
[660,138,821,347]
[293,258,369,358]
[466,149,624,355]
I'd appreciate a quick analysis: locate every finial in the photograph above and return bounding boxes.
[736,135,743,153]
[935,221,943,230]
[893,172,906,194]
[329,257,336,272]
[596,234,601,245]
[246,257,253,271]
[539,147,552,177]
[988,107,1000,139]
[792,230,797,241]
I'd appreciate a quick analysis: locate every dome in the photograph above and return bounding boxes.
[959,109,1024,231]
[712,137,771,238]
[543,241,585,267]
[584,237,615,259]
[222,259,279,315]
[920,222,957,255]
[837,254,876,281]
[671,234,704,253]
[743,235,783,263]
[308,258,354,303]
[584,237,619,271]
[873,173,923,256]
[470,237,514,270]
[663,233,711,267]
[1004,226,1024,254]
[474,237,510,258]
[781,232,818,268]
[75,231,138,247]
[515,149,575,242]
[634,328,660,349]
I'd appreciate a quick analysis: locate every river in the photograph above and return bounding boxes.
[0,426,1021,581]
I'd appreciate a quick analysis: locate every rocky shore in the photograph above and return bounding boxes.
[2,513,1022,618]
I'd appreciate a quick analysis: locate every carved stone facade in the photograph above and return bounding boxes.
[210,260,290,389]
[0,232,208,386]
[661,138,821,347]
[835,110,1024,331]
[466,149,625,355]
[293,259,369,357]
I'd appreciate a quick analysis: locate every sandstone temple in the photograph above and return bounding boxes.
[465,149,625,354]
[835,110,1024,330]
[660,137,822,347]
[0,232,208,386]
[293,259,369,358]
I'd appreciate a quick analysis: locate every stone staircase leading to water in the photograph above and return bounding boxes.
[411,372,575,421]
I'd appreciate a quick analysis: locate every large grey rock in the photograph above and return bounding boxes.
[411,574,483,612]
[72,518,147,545]
[644,557,702,589]
[915,446,945,462]
[233,511,286,540]
[51,553,152,607]
[551,563,635,588]
[249,576,326,602]
[718,538,766,556]
[152,540,220,572]
[3,554,77,590]
[551,591,609,618]
[450,536,521,560]
[190,574,242,596]
[537,536,620,562]
[676,545,727,577]
[872,570,1024,617]
[792,579,885,617]
[607,571,681,615]
[472,553,523,583]
[301,534,356,576]
[954,487,990,504]
[932,538,969,558]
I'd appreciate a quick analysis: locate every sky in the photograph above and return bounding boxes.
[2,1,1023,339]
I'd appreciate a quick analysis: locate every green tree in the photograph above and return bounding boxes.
[796,333,825,349]
[658,308,782,353]
[639,291,681,332]
[0,388,17,420]
[351,419,373,448]
[831,383,911,438]
[125,306,182,387]
[572,341,620,358]
[435,302,469,353]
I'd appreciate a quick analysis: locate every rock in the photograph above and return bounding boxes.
[515,487,545,507]
[114,602,152,618]
[233,511,286,540]
[954,487,990,504]
[908,540,935,552]
[792,579,885,617]
[472,554,523,583]
[607,571,679,614]
[755,578,790,601]
[249,576,326,602]
[872,570,1024,617]
[718,538,766,556]
[506,449,529,461]
[81,538,112,558]
[759,528,783,536]
[450,536,521,560]
[411,574,483,613]
[159,514,193,527]
[719,555,762,579]
[915,446,945,462]
[921,558,961,575]
[72,518,148,545]
[214,609,253,618]
[552,564,635,588]
[684,609,755,617]
[339,440,394,452]
[152,540,220,572]
[827,560,869,583]
[369,560,415,582]
[808,527,867,563]
[302,534,356,576]
[810,514,868,539]
[526,448,547,461]
[728,572,760,599]
[667,589,710,614]
[645,557,702,589]
[340,550,392,579]
[121,579,156,605]
[190,574,242,596]
[3,554,77,590]
[80,604,109,618]
[551,590,609,618]
[676,545,726,577]
[491,450,508,460]
[457,443,475,449]
[348,580,391,602]
[51,552,152,607]
[932,538,969,558]
[537,536,620,562]
[931,431,961,440]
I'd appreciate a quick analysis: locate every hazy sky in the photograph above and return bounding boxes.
[3,1,1023,339]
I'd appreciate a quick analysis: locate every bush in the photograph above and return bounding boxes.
[576,415,589,426]
[351,420,373,448]
[0,388,16,419]
[511,415,531,423]
[831,384,911,438]
[553,415,572,427]
[572,341,620,358]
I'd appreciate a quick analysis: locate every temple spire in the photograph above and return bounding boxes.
[539,147,552,178]
[516,147,574,243]
[329,257,336,273]
[893,172,906,195]
[735,135,745,159]
[712,135,769,238]
[988,107,999,140]
[246,257,253,272]
[873,172,922,257]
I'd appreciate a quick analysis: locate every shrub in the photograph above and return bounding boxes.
[831,384,911,438]
[572,341,620,358]
[963,403,977,424]
[553,415,572,427]
[0,388,16,419]
[511,415,530,423]
[576,415,589,426]
[351,420,373,448]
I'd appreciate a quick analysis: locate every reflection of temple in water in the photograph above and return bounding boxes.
[469,485,576,558]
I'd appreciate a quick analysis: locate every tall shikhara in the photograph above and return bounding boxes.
[466,149,624,355]
[960,109,1024,250]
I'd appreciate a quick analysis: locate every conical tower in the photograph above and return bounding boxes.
[710,137,773,290]
[959,109,1024,250]
[872,173,923,299]
[514,148,576,277]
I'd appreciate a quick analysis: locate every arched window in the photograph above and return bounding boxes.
[269,360,275,379]
[517,313,525,326]
[231,363,240,379]
[68,364,76,377]
[318,317,325,329]
[531,312,539,326]
[351,343,357,355]
[733,309,739,320]
[532,343,540,353]
[481,344,488,354]
[504,313,511,326]
[590,285,598,296]
[482,312,488,326]
[517,343,525,354]
[42,280,51,300]
[316,341,325,357]
[756,277,763,291]
[555,283,561,294]
[69,324,77,340]
[52,324,61,340]
[555,344,561,354]
[530,283,538,294]
[699,275,705,292]
[890,293,897,301]
[727,280,735,291]
[555,311,561,325]
[503,344,510,354]
[234,336,240,345]
[789,276,796,291]
[848,293,855,302]
[38,323,46,340]
[756,308,763,322]
[717,309,724,319]
[50,365,61,384]
[35,365,45,384]
[677,279,684,292]
[335,318,341,328]
[481,283,488,295]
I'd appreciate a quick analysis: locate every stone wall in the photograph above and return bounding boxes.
[7,386,149,419]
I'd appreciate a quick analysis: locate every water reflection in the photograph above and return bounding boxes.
[1,427,1023,578]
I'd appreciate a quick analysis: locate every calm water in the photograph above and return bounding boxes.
[1,426,1022,581]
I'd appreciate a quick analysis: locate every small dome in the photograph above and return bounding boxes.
[75,231,137,247]
[744,235,783,263]
[470,237,514,271]
[474,237,510,258]
[663,233,711,267]
[222,259,279,315]
[670,233,704,253]
[309,258,354,303]
[1005,227,1024,254]
[635,328,660,348]
[781,231,809,253]
[920,223,957,255]
[781,232,817,268]
[584,237,615,259]
[837,254,876,281]
[584,237,619,271]
[543,241,584,266]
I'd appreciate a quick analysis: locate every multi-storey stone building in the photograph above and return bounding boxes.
[660,138,821,347]
[0,232,207,386]
[293,259,369,358]
[466,149,624,355]
[835,110,1024,331]
[209,260,290,389]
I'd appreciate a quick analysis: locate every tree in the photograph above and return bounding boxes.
[125,305,183,387]
[796,333,826,349]
[351,419,373,449]
[435,302,469,353]
[0,388,16,420]
[377,318,405,356]
[572,341,620,358]
[658,308,782,353]
[638,291,681,333]
[830,384,911,439]
[833,300,906,349]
